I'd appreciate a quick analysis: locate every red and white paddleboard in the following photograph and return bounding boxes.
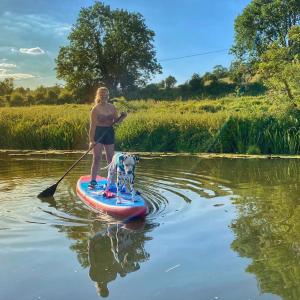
[76,175,148,219]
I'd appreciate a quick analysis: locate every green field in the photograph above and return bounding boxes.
[1,96,299,154]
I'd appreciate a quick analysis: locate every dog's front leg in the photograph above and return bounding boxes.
[106,163,115,191]
[116,171,124,204]
[129,175,136,202]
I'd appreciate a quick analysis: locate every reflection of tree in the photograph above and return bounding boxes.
[230,160,300,300]
[88,221,154,297]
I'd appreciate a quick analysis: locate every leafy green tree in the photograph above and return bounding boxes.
[58,89,74,104]
[164,75,177,89]
[45,89,59,104]
[26,94,35,105]
[0,96,6,107]
[257,26,300,100]
[9,92,26,106]
[14,87,27,95]
[32,86,48,104]
[56,1,161,98]
[229,61,255,95]
[202,72,218,83]
[212,65,228,80]
[288,25,300,56]
[257,44,300,100]
[189,73,203,93]
[0,78,14,96]
[232,0,300,59]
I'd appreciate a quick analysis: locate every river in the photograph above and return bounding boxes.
[1,151,300,300]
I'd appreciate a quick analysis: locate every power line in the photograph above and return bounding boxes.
[159,48,229,62]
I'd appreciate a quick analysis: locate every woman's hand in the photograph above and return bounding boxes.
[120,111,127,118]
[89,141,96,149]
[118,111,127,122]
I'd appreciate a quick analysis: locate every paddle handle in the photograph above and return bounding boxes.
[56,114,124,185]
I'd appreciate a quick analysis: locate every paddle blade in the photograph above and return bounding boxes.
[38,183,58,198]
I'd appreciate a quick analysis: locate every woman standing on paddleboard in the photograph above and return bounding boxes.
[88,87,126,189]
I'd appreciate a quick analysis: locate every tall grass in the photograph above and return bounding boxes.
[0,105,90,149]
[0,97,299,154]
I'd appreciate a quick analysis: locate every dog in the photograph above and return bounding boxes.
[105,152,139,203]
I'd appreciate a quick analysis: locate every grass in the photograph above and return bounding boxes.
[0,96,300,154]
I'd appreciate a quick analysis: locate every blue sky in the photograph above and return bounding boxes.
[0,0,250,88]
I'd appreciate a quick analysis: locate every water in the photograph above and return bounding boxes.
[1,151,300,300]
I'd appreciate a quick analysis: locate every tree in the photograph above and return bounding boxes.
[229,60,255,94]
[288,25,300,56]
[58,88,74,104]
[232,0,300,60]
[45,89,59,104]
[32,86,48,104]
[212,65,228,80]
[257,26,300,100]
[189,73,203,93]
[9,92,26,106]
[257,44,300,100]
[202,72,217,83]
[164,75,177,89]
[56,1,161,98]
[0,78,14,96]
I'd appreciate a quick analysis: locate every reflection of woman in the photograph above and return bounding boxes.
[88,230,121,297]
[88,221,150,298]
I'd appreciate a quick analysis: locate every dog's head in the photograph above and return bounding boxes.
[122,154,139,175]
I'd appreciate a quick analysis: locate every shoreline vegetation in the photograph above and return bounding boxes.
[2,149,300,160]
[1,96,300,155]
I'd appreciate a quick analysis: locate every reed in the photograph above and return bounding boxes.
[0,97,299,154]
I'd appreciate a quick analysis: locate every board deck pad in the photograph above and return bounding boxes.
[76,175,148,219]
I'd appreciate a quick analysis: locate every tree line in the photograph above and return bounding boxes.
[1,0,299,106]
[0,79,74,106]
[0,64,266,106]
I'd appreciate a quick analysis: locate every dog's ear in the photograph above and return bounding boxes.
[119,154,126,164]
[133,155,140,163]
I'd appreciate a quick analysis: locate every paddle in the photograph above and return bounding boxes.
[38,114,124,198]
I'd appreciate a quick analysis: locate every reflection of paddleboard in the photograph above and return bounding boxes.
[76,175,148,219]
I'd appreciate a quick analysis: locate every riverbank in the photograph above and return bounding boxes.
[2,149,300,160]
[1,96,299,154]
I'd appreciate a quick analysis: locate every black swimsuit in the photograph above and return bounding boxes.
[94,126,115,145]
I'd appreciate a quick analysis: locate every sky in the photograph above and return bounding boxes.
[0,0,251,88]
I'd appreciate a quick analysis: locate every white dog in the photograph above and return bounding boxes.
[105,152,139,203]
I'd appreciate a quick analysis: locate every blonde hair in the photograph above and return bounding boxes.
[94,87,109,105]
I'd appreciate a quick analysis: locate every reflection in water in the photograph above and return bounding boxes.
[229,159,300,300]
[88,220,153,297]
[2,151,300,300]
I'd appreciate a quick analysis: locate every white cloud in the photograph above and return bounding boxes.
[0,12,71,38]
[7,73,36,80]
[0,63,16,68]
[0,68,35,80]
[54,25,72,36]
[19,47,45,55]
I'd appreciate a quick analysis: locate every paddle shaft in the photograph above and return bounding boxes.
[56,115,123,185]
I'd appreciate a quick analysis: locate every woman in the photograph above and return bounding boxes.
[89,87,126,189]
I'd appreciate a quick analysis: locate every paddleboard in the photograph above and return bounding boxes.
[76,175,148,219]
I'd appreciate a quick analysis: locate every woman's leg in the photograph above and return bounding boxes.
[104,143,115,187]
[104,143,115,164]
[91,143,103,181]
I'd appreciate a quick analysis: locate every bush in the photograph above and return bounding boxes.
[9,92,27,106]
